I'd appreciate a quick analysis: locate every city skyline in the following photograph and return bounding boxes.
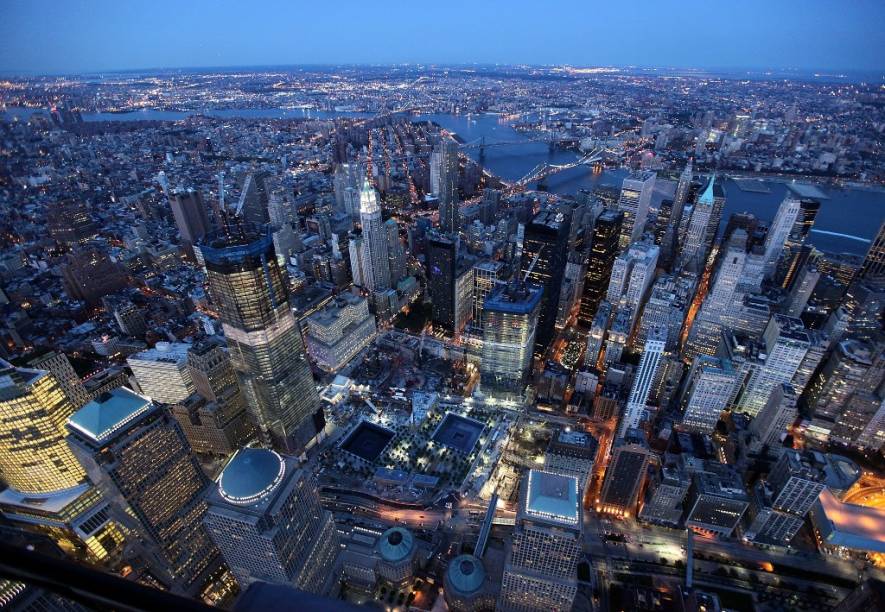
[2,0,885,75]
[1,8,884,608]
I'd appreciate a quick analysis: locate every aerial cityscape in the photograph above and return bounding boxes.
[1,2,884,611]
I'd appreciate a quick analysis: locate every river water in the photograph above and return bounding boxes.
[4,106,881,255]
[420,113,883,256]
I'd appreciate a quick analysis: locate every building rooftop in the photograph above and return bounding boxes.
[524,469,580,526]
[446,554,486,596]
[697,175,723,204]
[0,482,92,515]
[529,208,568,231]
[548,428,599,460]
[218,448,286,506]
[377,526,415,563]
[199,225,274,263]
[127,341,189,364]
[484,282,543,315]
[624,170,657,183]
[814,489,885,553]
[67,387,154,444]
[822,454,862,492]
[0,363,46,399]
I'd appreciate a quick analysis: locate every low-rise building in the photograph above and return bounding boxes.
[305,293,376,371]
[544,428,599,498]
[685,463,749,537]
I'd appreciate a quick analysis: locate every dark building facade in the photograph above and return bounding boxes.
[60,247,128,305]
[520,209,571,358]
[579,210,623,326]
[426,232,457,332]
[170,189,212,246]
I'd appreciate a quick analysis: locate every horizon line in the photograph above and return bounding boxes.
[1,61,883,82]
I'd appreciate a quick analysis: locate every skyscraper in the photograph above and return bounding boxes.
[685,229,749,360]
[677,175,725,272]
[480,282,543,401]
[170,188,212,246]
[616,170,656,248]
[67,388,221,594]
[584,300,612,368]
[454,262,474,335]
[109,299,147,338]
[606,241,659,310]
[544,428,599,499]
[635,275,693,353]
[359,177,391,292]
[47,201,98,245]
[59,247,128,305]
[736,315,809,417]
[305,293,377,372]
[520,209,571,357]
[0,366,126,564]
[768,450,827,516]
[780,198,820,289]
[618,327,667,438]
[0,361,85,494]
[805,338,876,421]
[746,449,826,546]
[748,383,798,454]
[785,265,820,318]
[860,220,885,281]
[348,235,367,288]
[680,356,738,434]
[333,163,363,219]
[499,470,582,612]
[427,232,457,332]
[204,448,340,594]
[200,225,324,454]
[579,210,623,325]
[127,342,195,405]
[472,260,504,329]
[762,194,802,277]
[172,338,255,455]
[385,218,407,284]
[434,140,460,233]
[670,159,693,238]
[21,350,90,410]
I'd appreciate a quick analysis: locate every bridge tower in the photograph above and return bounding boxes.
[547,129,558,153]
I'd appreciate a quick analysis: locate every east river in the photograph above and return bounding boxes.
[4,107,881,255]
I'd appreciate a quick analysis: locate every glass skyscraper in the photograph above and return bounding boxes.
[579,210,623,326]
[427,232,457,332]
[520,209,571,358]
[0,362,127,564]
[0,361,85,493]
[480,282,543,400]
[200,224,324,454]
[67,388,221,594]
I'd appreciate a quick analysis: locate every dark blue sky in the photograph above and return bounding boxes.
[2,0,883,75]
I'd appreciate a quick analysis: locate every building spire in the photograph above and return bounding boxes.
[359,176,379,215]
[697,174,716,205]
